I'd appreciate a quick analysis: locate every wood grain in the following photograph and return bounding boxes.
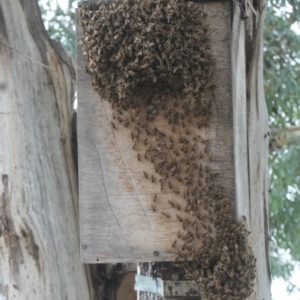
[231,0,250,222]
[232,1,271,299]
[77,2,233,263]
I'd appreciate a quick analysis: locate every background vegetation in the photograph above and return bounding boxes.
[38,0,300,294]
[265,2,300,292]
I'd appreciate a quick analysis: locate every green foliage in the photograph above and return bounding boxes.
[264,6,300,128]
[264,4,300,288]
[39,0,76,57]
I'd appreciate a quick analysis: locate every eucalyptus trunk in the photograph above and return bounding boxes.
[0,1,98,299]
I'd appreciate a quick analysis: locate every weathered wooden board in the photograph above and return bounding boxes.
[231,1,271,299]
[231,0,250,222]
[77,1,233,263]
[246,2,272,300]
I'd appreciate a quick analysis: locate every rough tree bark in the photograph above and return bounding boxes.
[0,1,103,299]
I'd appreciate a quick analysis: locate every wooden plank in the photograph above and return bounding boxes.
[76,1,233,264]
[231,1,271,299]
[245,1,272,299]
[77,2,233,263]
[231,0,250,221]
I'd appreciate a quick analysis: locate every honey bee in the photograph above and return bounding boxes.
[153,194,157,202]
[122,119,129,127]
[162,212,170,218]
[151,174,155,183]
[168,199,175,207]
[176,214,183,222]
[151,204,156,212]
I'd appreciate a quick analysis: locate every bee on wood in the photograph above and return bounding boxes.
[151,174,155,183]
[151,204,156,212]
[176,214,183,222]
[168,199,175,207]
[122,119,129,127]
[162,212,170,218]
[153,194,157,202]
[111,121,116,129]
[172,240,177,248]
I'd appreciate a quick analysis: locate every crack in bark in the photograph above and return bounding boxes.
[0,175,24,277]
[21,218,41,274]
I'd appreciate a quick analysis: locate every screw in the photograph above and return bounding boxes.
[224,11,229,16]
[82,244,87,249]
[153,251,159,256]
[172,273,179,280]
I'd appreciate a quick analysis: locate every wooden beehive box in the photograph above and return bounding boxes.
[77,2,249,263]
[76,0,273,298]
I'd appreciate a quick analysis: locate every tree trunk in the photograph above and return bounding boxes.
[0,1,97,299]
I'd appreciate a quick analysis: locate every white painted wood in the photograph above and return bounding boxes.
[0,1,93,299]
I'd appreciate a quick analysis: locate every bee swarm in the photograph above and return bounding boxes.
[79,0,256,299]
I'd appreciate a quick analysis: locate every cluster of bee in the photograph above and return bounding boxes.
[188,216,256,300]
[79,0,214,109]
[79,0,256,299]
